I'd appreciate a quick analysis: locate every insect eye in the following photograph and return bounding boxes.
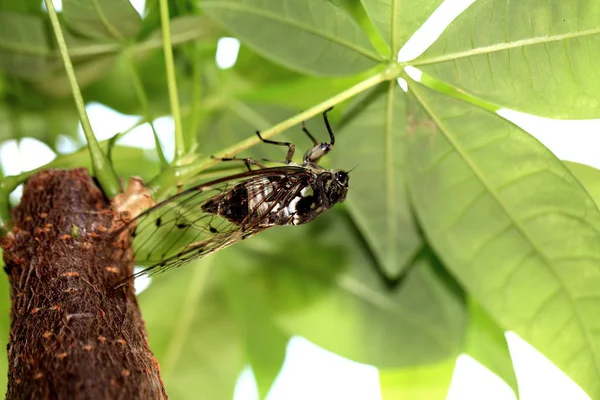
[335,172,348,185]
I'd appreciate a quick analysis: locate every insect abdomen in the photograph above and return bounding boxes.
[201,185,249,224]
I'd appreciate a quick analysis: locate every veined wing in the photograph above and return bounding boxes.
[115,166,309,283]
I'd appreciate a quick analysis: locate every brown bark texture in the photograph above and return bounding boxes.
[0,169,166,400]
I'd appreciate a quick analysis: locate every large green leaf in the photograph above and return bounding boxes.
[464,299,518,397]
[62,0,143,41]
[414,0,600,119]
[201,0,382,76]
[333,83,421,278]
[406,80,600,398]
[360,0,444,54]
[379,358,456,400]
[236,212,466,368]
[140,259,244,400]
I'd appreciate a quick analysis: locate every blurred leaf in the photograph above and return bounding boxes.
[0,0,44,14]
[140,259,244,400]
[201,0,382,76]
[416,0,600,119]
[62,0,143,41]
[0,101,80,145]
[379,358,456,400]
[0,11,53,78]
[237,212,466,368]
[140,16,222,55]
[34,54,118,98]
[565,161,600,207]
[360,0,444,54]
[464,299,518,396]
[220,265,288,399]
[334,83,421,278]
[406,81,600,398]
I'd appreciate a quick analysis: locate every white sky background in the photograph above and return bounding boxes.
[0,0,597,399]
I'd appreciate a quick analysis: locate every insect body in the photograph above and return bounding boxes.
[116,108,348,284]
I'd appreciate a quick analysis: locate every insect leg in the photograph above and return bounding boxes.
[212,155,266,171]
[303,107,335,164]
[255,131,296,164]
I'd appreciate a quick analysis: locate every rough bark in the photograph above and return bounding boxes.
[0,169,166,399]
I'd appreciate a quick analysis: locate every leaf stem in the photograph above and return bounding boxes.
[125,49,169,168]
[159,0,185,162]
[148,66,398,198]
[43,0,121,198]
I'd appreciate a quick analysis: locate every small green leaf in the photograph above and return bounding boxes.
[62,0,143,41]
[464,299,519,397]
[334,83,421,278]
[406,81,600,398]
[415,0,600,119]
[360,0,444,54]
[201,0,382,76]
[380,357,456,400]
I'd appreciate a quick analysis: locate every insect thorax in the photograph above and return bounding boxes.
[201,169,348,228]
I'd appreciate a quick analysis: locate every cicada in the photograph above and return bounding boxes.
[115,108,349,285]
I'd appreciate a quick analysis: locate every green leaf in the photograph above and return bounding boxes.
[62,0,143,41]
[220,266,288,399]
[414,0,600,119]
[464,299,519,397]
[0,101,80,146]
[334,83,421,278]
[140,259,244,400]
[238,212,466,368]
[239,71,370,114]
[379,358,456,400]
[360,0,444,54]
[33,54,118,98]
[406,81,600,398]
[565,161,600,207]
[0,11,53,79]
[201,0,382,76]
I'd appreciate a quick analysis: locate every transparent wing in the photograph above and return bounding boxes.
[114,167,307,285]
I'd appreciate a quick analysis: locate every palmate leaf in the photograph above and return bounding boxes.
[406,80,600,398]
[414,0,600,119]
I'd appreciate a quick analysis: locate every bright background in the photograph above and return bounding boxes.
[1,0,598,399]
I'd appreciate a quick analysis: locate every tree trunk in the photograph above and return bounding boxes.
[0,169,166,399]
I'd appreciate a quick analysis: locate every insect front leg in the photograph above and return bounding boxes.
[303,107,335,164]
[255,131,296,164]
[212,155,266,171]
